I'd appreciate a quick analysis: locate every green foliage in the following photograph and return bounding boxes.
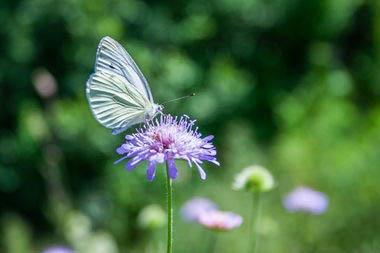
[0,0,380,252]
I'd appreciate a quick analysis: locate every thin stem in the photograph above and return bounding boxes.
[303,214,316,253]
[165,162,173,253]
[207,232,217,253]
[249,191,261,253]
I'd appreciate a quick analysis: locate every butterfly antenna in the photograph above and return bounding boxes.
[162,93,196,105]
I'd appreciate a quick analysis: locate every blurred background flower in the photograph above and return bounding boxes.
[233,165,274,192]
[181,197,218,222]
[283,187,329,215]
[198,210,243,232]
[137,204,167,252]
[43,246,73,253]
[138,204,167,230]
[232,165,274,252]
[32,68,58,99]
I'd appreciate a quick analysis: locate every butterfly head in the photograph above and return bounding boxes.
[157,104,164,112]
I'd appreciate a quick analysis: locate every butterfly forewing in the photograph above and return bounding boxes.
[86,36,158,134]
[95,36,154,102]
[86,71,150,130]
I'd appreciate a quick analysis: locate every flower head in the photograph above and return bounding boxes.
[198,210,243,231]
[116,114,219,181]
[138,204,167,230]
[283,186,329,215]
[181,197,218,222]
[233,165,274,192]
[43,246,73,253]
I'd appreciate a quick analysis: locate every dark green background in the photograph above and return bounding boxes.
[0,0,379,252]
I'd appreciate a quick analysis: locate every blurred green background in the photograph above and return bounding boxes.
[1,0,380,252]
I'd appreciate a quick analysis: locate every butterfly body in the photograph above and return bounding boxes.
[86,36,160,134]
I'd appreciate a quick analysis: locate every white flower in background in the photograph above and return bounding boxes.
[232,165,274,192]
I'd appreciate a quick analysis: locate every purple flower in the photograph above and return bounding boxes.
[181,197,218,222]
[198,210,243,231]
[43,246,74,253]
[283,186,329,215]
[115,114,219,181]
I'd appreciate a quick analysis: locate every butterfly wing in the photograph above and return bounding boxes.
[95,36,154,102]
[86,70,153,134]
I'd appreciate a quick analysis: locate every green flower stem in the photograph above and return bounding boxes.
[165,162,173,253]
[207,232,218,253]
[249,191,261,253]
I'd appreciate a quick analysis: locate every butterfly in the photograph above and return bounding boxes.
[86,36,161,135]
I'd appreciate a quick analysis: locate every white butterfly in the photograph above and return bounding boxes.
[86,36,161,135]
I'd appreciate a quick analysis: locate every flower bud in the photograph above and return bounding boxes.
[232,165,274,193]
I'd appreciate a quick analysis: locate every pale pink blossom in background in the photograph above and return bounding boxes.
[198,210,243,231]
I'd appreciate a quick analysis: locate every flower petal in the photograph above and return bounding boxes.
[167,159,178,179]
[114,156,128,164]
[202,144,214,149]
[210,159,220,166]
[150,153,165,163]
[195,162,207,180]
[146,162,157,181]
[125,135,134,140]
[203,135,214,142]
[125,158,142,171]
[116,144,128,154]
